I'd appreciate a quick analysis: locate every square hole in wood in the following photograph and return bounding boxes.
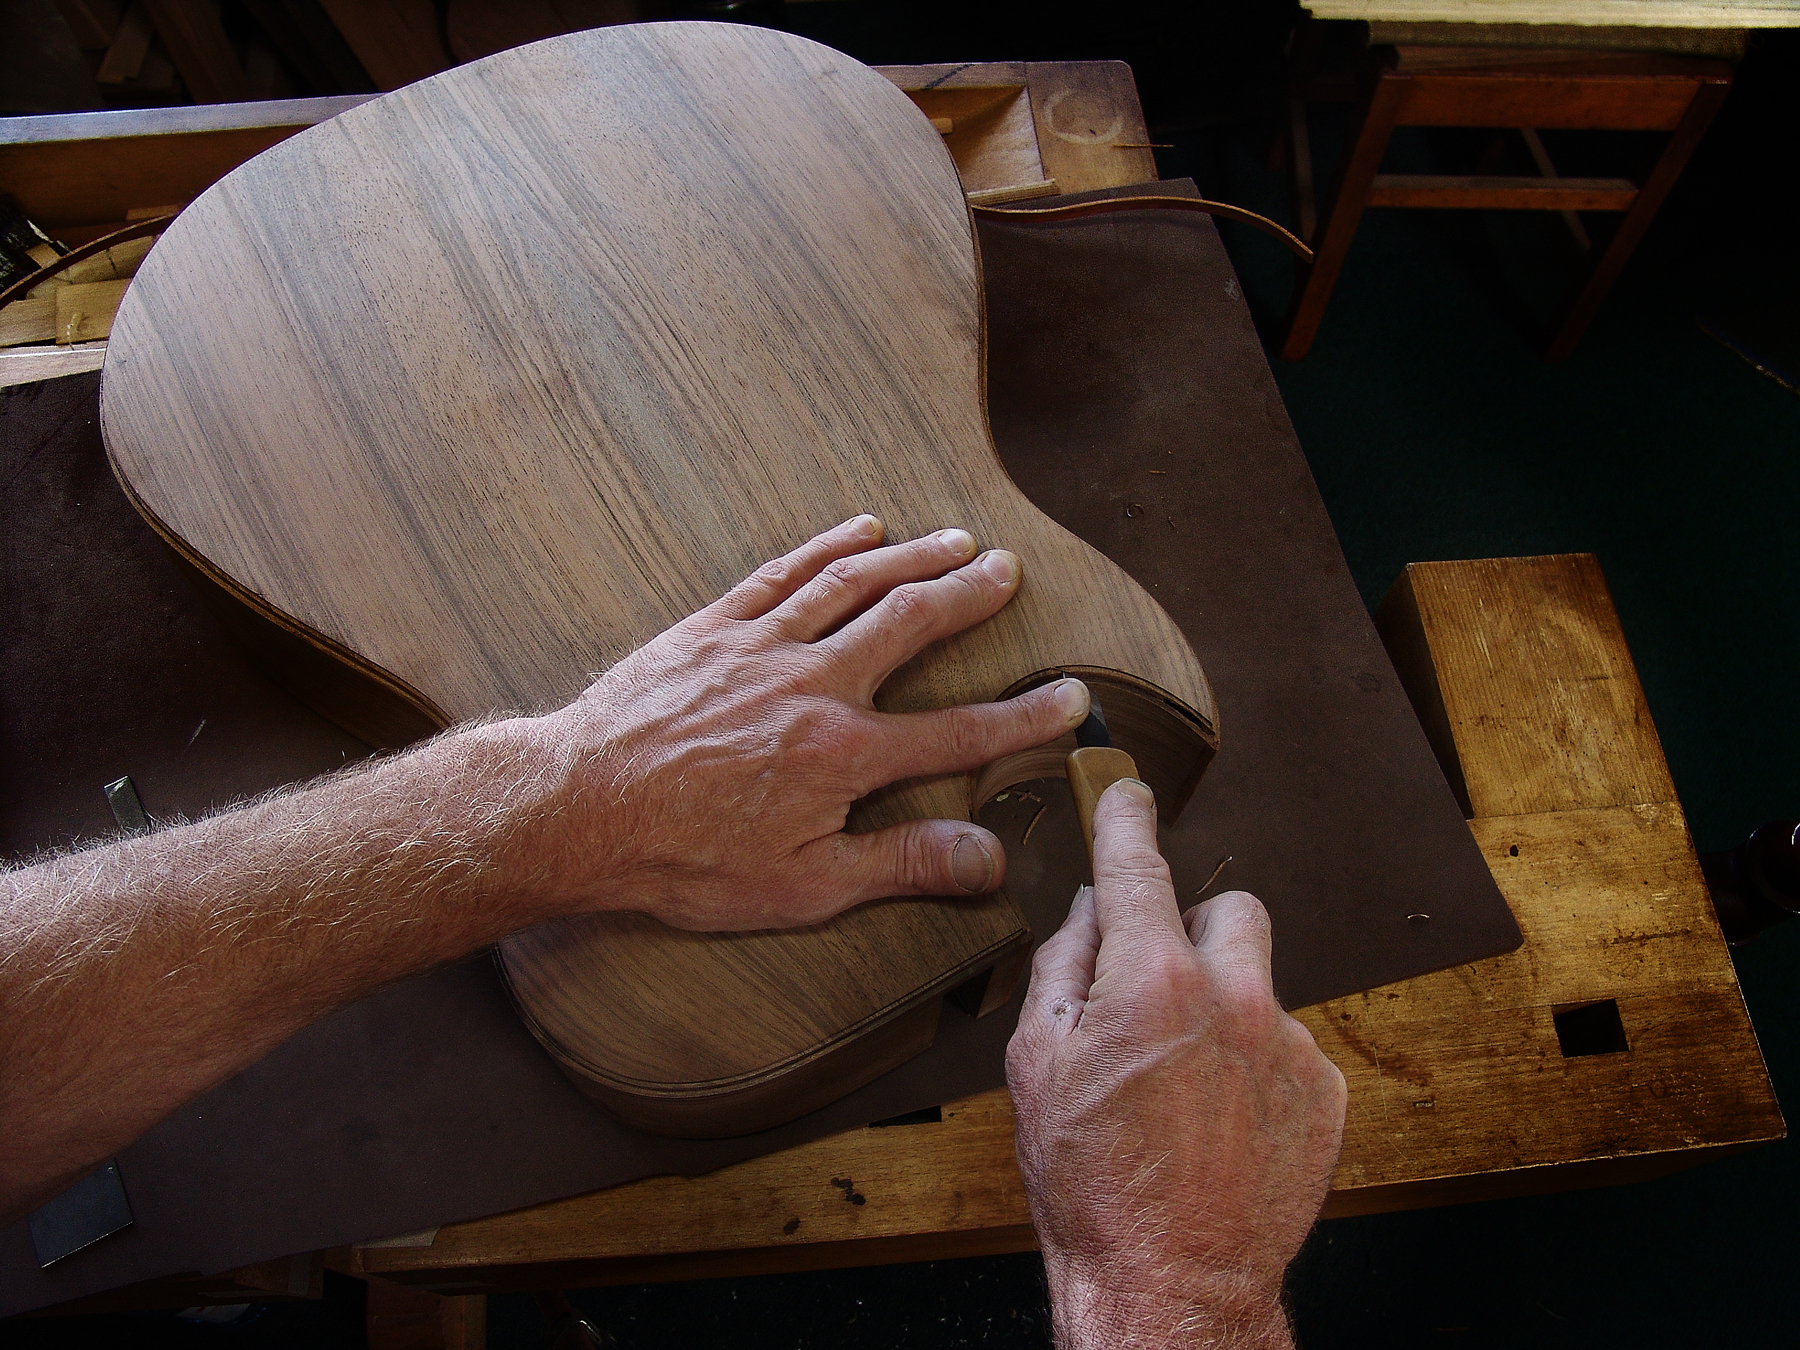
[1553,999,1629,1057]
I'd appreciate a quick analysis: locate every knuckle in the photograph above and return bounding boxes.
[813,557,861,599]
[938,703,994,763]
[895,824,942,890]
[1133,944,1200,998]
[885,582,934,632]
[1098,849,1173,895]
[752,556,794,587]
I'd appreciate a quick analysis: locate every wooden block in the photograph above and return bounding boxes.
[1376,554,1677,818]
[56,278,129,343]
[1026,61,1159,194]
[0,297,56,348]
[0,98,372,233]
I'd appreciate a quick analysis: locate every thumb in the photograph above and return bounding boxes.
[805,819,1006,910]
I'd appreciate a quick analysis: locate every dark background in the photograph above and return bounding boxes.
[6,1,1798,1345]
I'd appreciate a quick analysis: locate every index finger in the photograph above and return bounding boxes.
[1090,778,1187,945]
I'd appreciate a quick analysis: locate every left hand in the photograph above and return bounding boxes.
[522,514,1091,929]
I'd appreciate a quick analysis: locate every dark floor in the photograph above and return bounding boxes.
[8,4,1797,1347]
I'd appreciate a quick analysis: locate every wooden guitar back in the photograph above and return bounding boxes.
[101,22,1218,1135]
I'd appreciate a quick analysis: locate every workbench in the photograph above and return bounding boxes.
[3,57,1780,1336]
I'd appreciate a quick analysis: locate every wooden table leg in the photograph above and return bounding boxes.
[1280,65,1411,361]
[366,1277,486,1350]
[1544,74,1731,361]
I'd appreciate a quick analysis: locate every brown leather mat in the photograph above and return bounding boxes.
[0,182,1518,1313]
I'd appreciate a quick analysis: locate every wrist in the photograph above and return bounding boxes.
[1043,1249,1292,1350]
[464,706,634,925]
[421,712,609,929]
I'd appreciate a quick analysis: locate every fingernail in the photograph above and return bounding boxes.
[1112,777,1155,806]
[1053,677,1090,724]
[951,833,996,892]
[849,514,882,538]
[978,549,1019,585]
[936,527,975,554]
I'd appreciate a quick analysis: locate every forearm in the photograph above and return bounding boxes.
[0,714,570,1220]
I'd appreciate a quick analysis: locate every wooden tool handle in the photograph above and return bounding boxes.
[1066,745,1142,874]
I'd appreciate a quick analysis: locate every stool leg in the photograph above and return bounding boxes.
[1544,76,1731,362]
[1279,68,1409,361]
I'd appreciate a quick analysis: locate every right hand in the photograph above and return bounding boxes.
[1006,778,1347,1349]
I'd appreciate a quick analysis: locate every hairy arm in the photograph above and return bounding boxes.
[2,516,1089,1222]
[1007,781,1348,1349]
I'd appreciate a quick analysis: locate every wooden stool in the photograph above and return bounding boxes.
[1279,31,1733,361]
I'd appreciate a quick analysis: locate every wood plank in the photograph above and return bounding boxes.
[1305,1,1800,26]
[354,555,1780,1288]
[0,297,56,347]
[1395,67,1725,129]
[1376,554,1678,817]
[55,278,129,343]
[1366,172,1637,209]
[1310,801,1780,1211]
[0,341,106,386]
[1367,22,1751,58]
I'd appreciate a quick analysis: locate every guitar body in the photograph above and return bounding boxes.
[100,22,1218,1136]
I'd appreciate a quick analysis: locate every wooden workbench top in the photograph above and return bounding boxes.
[350,553,1782,1293]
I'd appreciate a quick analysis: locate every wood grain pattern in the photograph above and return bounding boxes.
[100,24,1217,1134]
[1377,554,1677,817]
[350,553,1781,1289]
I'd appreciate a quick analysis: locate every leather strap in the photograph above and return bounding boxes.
[973,194,1314,263]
